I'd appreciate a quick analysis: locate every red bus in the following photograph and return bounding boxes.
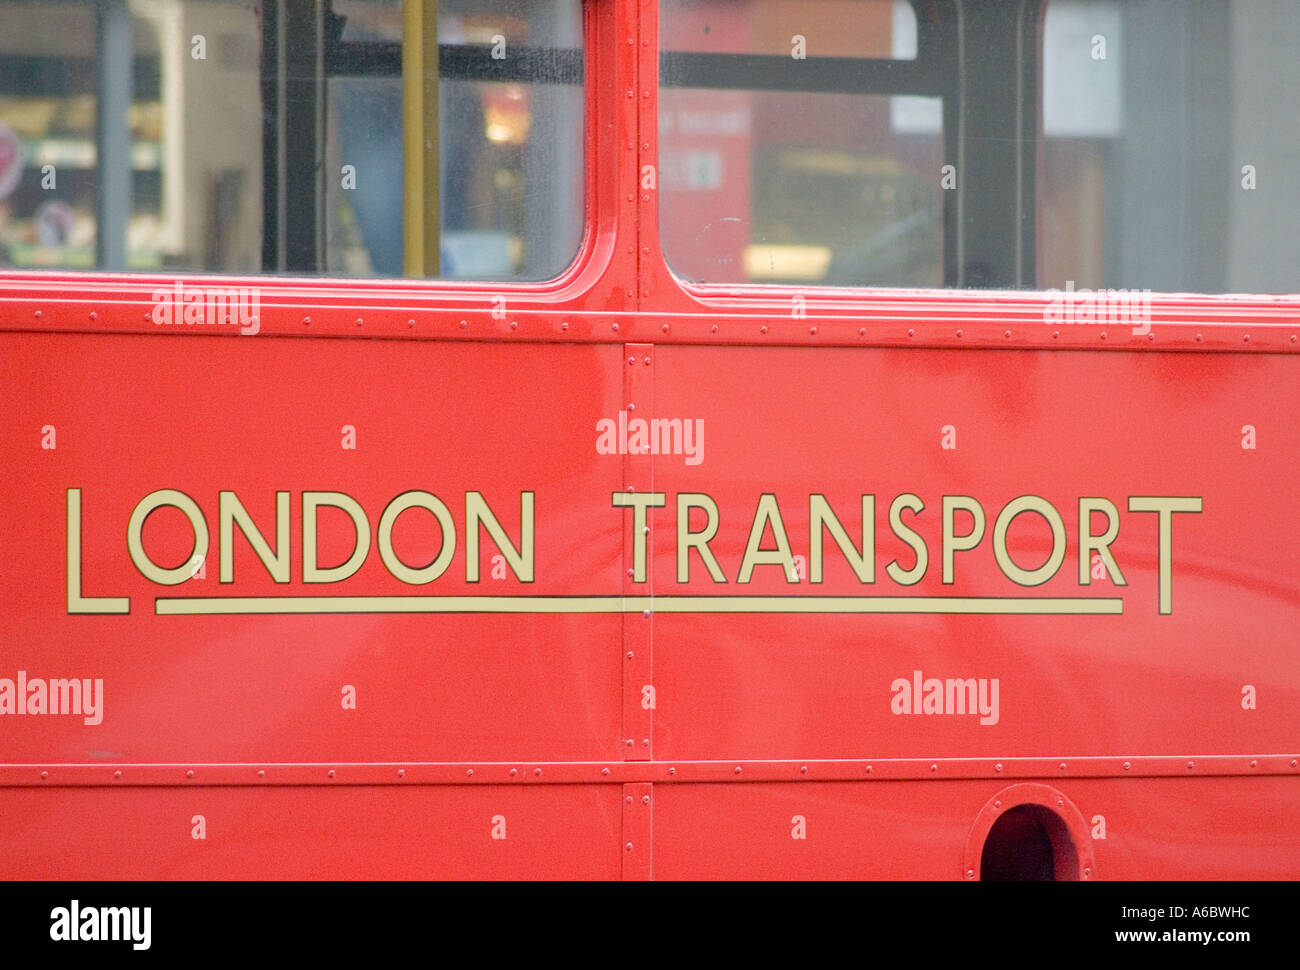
[0,0,1296,880]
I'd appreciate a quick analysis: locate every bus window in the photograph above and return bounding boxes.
[0,0,584,281]
[325,0,584,280]
[1039,0,1300,294]
[659,0,943,288]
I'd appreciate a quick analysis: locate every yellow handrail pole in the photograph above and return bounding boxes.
[402,0,440,276]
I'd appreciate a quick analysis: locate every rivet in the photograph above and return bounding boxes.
[858,327,866,336]
[642,526,650,535]
[1187,761,1195,769]
[1291,335,1297,344]
[994,801,1002,809]
[1052,330,1059,338]
[710,324,718,334]
[113,770,121,780]
[1195,333,1203,342]
[510,321,518,330]
[642,795,650,805]
[760,325,768,334]
[397,769,404,779]
[1292,760,1298,769]
[1147,332,1154,341]
[1100,331,1107,340]
[459,320,467,329]
[1250,760,1257,768]
[601,768,610,775]
[627,401,635,411]
[534,768,542,776]
[561,322,569,331]
[407,319,415,329]
[40,771,48,780]
[509,768,518,777]
[1057,800,1064,808]
[800,765,808,774]
[625,739,634,747]
[662,323,669,333]
[866,765,872,773]
[668,767,676,775]
[612,322,620,332]
[1243,334,1250,343]
[642,609,651,618]
[258,769,266,779]
[643,356,651,365]
[626,90,634,98]
[1060,762,1067,771]
[303,316,311,326]
[328,770,335,779]
[34,310,42,319]
[1004,330,1011,338]
[966,869,975,880]
[995,763,1003,772]
[186,770,195,779]
[809,326,817,335]
[1123,761,1131,771]
[89,311,98,321]
[625,842,634,852]
[907,328,915,338]
[466,768,474,777]
[930,764,938,772]
[734,766,742,775]
[642,738,650,746]
[1084,867,1092,879]
[955,329,962,338]
[625,795,633,804]
[355,317,363,327]
[628,357,636,366]
[626,651,634,659]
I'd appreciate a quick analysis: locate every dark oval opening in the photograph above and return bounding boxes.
[980,804,1079,881]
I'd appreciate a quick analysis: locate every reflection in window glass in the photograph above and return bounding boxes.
[659,0,941,287]
[0,0,584,281]
[1040,0,1300,294]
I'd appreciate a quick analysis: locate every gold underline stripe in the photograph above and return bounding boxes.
[155,596,1123,616]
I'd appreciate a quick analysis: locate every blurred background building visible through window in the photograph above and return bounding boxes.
[0,0,584,281]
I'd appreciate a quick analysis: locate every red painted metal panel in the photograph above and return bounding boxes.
[648,344,1300,764]
[0,335,625,767]
[621,782,653,879]
[0,785,622,879]
[652,777,1300,880]
[621,344,656,758]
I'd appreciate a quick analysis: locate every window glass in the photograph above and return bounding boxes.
[1040,0,1300,294]
[659,0,942,287]
[0,0,584,280]
[328,0,584,280]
